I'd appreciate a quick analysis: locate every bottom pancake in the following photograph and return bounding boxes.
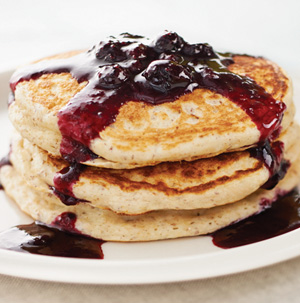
[1,155,300,242]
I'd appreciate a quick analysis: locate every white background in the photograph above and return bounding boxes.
[0,0,299,78]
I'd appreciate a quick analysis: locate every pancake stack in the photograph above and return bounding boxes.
[1,32,299,241]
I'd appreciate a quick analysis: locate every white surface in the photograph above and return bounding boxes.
[0,0,300,78]
[0,69,300,283]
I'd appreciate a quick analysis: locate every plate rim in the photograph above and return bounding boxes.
[0,228,300,284]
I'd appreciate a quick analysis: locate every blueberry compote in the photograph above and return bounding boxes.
[51,163,88,205]
[0,213,105,258]
[10,31,286,164]
[212,188,300,248]
[249,140,290,190]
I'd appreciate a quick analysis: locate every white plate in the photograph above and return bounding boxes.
[1,69,300,285]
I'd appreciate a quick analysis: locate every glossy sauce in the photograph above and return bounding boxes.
[0,213,105,258]
[51,163,88,205]
[212,188,300,248]
[249,140,290,189]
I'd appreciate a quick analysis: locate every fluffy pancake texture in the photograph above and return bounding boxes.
[1,155,300,242]
[9,124,300,215]
[9,53,293,168]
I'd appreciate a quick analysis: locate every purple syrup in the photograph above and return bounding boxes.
[0,154,12,169]
[52,163,88,205]
[50,186,88,206]
[51,212,80,233]
[249,140,290,189]
[212,188,300,248]
[9,31,286,163]
[0,221,105,258]
[60,138,98,163]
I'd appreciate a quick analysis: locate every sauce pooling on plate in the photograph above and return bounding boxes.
[0,213,105,259]
[212,187,300,248]
[10,31,286,163]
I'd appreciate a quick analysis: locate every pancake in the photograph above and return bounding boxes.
[8,34,294,169]
[9,123,300,215]
[1,154,300,242]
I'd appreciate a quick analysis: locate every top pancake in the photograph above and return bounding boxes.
[9,51,294,168]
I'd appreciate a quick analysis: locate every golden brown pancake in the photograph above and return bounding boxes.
[9,52,294,168]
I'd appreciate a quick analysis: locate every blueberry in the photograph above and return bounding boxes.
[95,40,129,62]
[159,53,184,63]
[153,31,185,53]
[127,60,145,74]
[183,43,217,58]
[195,67,221,89]
[98,65,130,89]
[128,43,149,60]
[142,60,193,93]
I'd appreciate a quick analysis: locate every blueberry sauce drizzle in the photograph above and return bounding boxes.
[50,186,88,206]
[0,219,105,258]
[10,31,286,164]
[60,138,98,163]
[51,212,80,233]
[212,187,300,248]
[249,140,290,190]
[52,164,88,205]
